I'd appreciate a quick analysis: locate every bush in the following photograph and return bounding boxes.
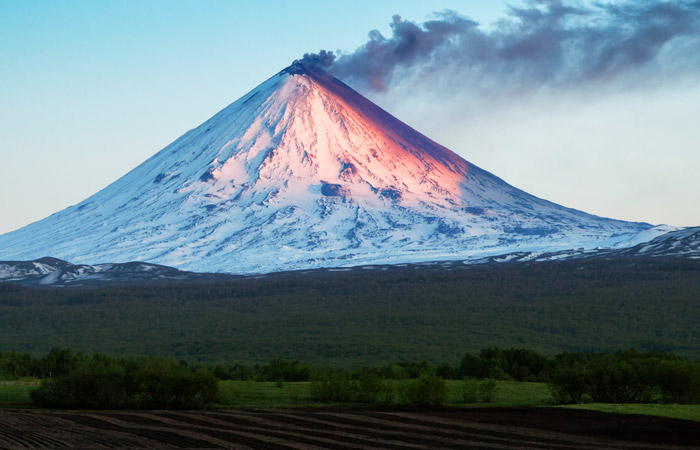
[265,357,311,382]
[310,371,356,402]
[356,374,385,403]
[459,353,487,379]
[41,348,83,378]
[435,363,457,380]
[459,348,550,382]
[31,360,127,409]
[403,374,447,407]
[548,362,588,404]
[478,379,498,403]
[131,357,218,409]
[387,364,409,380]
[654,360,700,404]
[588,356,645,403]
[461,377,479,403]
[31,356,218,409]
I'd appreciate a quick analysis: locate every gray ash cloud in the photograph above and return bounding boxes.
[302,0,700,93]
[294,50,336,68]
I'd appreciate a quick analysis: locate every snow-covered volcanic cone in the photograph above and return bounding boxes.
[0,63,659,273]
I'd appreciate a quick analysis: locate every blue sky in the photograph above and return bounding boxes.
[1,0,699,234]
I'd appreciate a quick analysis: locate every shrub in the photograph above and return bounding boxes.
[548,362,588,404]
[588,356,644,403]
[403,374,447,407]
[458,353,487,379]
[310,371,356,402]
[461,377,479,403]
[479,379,498,403]
[654,360,699,404]
[435,363,457,380]
[31,360,127,409]
[459,348,550,382]
[387,364,409,380]
[131,357,218,409]
[265,357,311,382]
[356,374,385,403]
[31,356,218,409]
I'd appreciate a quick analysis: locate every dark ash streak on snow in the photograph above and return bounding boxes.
[303,0,700,93]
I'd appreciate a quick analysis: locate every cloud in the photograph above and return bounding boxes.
[303,0,700,94]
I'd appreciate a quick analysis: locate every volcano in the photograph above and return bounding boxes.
[0,63,661,273]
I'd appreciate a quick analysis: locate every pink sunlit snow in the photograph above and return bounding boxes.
[0,64,668,273]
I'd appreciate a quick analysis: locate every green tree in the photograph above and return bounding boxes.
[548,362,588,404]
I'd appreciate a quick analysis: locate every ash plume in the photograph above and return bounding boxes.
[294,49,336,68]
[303,0,700,94]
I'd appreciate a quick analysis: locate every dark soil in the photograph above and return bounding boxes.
[0,407,698,449]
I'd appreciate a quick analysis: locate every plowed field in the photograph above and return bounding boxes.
[0,407,698,449]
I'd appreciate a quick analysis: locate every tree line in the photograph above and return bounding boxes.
[2,347,699,408]
[0,349,218,409]
[548,350,700,404]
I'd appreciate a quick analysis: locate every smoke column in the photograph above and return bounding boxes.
[303,0,700,95]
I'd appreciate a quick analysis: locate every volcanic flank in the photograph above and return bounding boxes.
[0,63,661,273]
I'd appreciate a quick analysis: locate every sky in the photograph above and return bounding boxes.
[1,0,699,235]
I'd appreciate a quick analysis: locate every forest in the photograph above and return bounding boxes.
[1,257,699,365]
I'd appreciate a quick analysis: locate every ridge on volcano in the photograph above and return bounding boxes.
[0,63,664,273]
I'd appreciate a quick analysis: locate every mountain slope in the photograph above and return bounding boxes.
[611,226,700,258]
[0,63,662,273]
[0,257,233,287]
